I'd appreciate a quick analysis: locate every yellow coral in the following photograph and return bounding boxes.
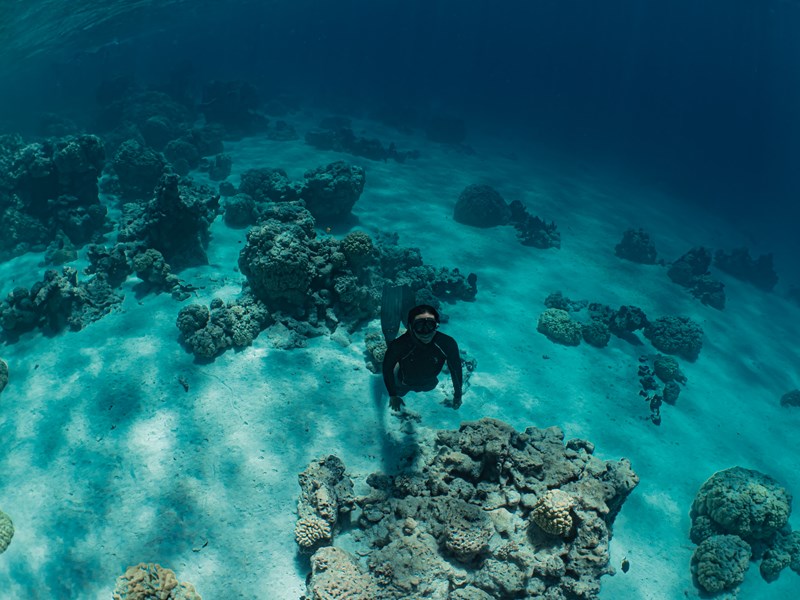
[295,515,333,549]
[532,489,575,536]
[112,563,201,600]
[0,509,13,554]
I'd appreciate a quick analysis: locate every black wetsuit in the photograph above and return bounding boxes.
[382,330,463,398]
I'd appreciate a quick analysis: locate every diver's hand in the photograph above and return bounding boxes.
[453,394,462,409]
[389,396,405,411]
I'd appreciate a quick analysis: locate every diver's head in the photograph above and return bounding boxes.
[407,304,440,343]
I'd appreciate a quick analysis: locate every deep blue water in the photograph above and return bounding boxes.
[2,0,799,218]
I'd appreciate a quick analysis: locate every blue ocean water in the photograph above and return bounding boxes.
[0,1,799,598]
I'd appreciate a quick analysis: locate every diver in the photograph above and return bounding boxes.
[382,304,463,411]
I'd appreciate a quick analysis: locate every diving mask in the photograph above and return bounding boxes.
[412,317,438,335]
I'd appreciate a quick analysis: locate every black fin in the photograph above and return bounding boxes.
[381,283,413,342]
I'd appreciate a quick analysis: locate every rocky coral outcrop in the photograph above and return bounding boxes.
[305,124,418,163]
[0,267,122,338]
[0,133,108,261]
[667,247,726,309]
[118,173,220,271]
[299,160,365,223]
[238,167,299,203]
[615,228,658,264]
[307,546,377,599]
[294,455,355,554]
[759,530,800,582]
[302,418,638,599]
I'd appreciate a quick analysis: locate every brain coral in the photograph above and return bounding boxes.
[0,509,13,553]
[692,466,792,543]
[295,515,333,551]
[691,534,751,593]
[532,489,576,536]
[537,308,582,346]
[112,563,201,600]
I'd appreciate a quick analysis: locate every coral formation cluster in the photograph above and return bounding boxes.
[236,160,366,224]
[305,122,419,163]
[176,295,271,358]
[176,211,477,358]
[0,267,123,337]
[636,353,688,425]
[667,247,726,310]
[714,247,778,291]
[118,172,220,270]
[452,184,560,249]
[689,466,799,594]
[302,418,638,599]
[536,292,704,361]
[0,133,108,262]
[643,315,703,361]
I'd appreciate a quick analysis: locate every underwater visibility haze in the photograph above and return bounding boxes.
[0,0,799,598]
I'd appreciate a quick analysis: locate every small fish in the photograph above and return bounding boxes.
[621,557,630,573]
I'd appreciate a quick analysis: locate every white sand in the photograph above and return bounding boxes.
[0,122,798,599]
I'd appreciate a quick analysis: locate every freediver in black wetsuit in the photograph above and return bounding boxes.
[382,304,463,411]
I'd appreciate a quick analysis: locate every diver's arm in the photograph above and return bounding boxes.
[382,341,401,397]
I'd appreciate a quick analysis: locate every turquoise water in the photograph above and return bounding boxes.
[0,2,799,599]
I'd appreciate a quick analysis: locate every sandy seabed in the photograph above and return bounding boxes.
[1,122,799,599]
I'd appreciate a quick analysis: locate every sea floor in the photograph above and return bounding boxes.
[1,119,799,599]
